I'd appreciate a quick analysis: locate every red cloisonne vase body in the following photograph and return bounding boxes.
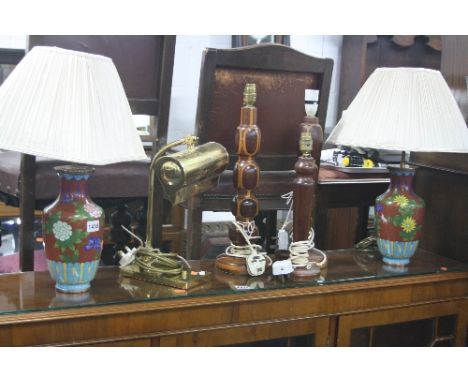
[375,167,425,266]
[43,165,104,293]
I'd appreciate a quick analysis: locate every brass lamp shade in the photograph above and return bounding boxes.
[155,142,229,205]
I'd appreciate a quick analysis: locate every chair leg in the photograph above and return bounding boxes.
[107,202,132,265]
[356,206,371,243]
[253,211,277,253]
[134,199,147,243]
[314,205,328,250]
[186,195,202,260]
[265,211,277,254]
[19,154,36,272]
[149,185,164,249]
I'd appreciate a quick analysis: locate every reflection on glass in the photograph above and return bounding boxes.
[49,291,95,308]
[1,249,467,316]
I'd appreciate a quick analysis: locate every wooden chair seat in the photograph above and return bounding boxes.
[198,167,352,210]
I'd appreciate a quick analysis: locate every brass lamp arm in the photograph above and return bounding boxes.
[146,135,199,247]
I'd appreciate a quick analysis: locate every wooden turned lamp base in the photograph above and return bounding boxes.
[292,266,321,280]
[215,253,272,276]
[217,223,271,276]
[215,255,249,275]
[291,249,328,280]
[274,250,290,261]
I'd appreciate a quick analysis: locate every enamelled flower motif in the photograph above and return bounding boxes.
[84,237,102,251]
[84,204,102,218]
[52,221,73,241]
[401,217,416,233]
[393,194,408,206]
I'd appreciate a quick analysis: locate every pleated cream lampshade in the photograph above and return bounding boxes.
[327,67,468,267]
[327,67,468,152]
[0,46,147,165]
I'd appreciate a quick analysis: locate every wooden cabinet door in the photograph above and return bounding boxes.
[158,317,331,347]
[336,300,467,346]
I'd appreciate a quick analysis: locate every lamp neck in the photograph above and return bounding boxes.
[145,135,198,248]
[388,166,416,192]
[55,165,93,203]
[400,150,406,168]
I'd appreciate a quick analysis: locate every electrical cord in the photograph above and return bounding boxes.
[219,220,272,276]
[118,225,191,276]
[279,191,328,270]
[289,229,327,269]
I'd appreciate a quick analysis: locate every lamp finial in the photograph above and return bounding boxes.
[243,83,256,107]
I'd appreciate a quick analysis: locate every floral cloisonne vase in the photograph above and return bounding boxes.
[43,165,104,293]
[375,167,425,266]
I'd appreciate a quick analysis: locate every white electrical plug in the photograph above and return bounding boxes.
[272,259,294,275]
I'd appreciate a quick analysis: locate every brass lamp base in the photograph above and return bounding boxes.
[120,264,209,290]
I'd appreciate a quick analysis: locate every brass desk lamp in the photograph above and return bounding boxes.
[120,135,229,289]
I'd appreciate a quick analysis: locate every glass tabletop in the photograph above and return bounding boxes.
[0,249,467,316]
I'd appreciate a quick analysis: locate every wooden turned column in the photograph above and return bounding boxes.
[291,116,327,280]
[293,117,320,242]
[216,83,263,275]
[231,83,260,240]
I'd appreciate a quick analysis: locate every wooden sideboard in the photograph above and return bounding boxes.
[0,249,467,347]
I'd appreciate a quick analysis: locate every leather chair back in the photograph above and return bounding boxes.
[195,44,333,170]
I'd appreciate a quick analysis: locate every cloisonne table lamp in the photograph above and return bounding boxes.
[326,67,468,266]
[0,46,147,292]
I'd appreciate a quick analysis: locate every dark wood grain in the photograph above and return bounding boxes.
[217,88,261,273]
[337,300,467,346]
[410,36,468,264]
[315,178,389,249]
[151,35,176,153]
[441,36,468,123]
[293,118,320,242]
[337,36,367,120]
[293,155,317,241]
[410,152,468,264]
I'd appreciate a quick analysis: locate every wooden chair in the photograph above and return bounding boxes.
[0,36,176,270]
[185,44,333,259]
